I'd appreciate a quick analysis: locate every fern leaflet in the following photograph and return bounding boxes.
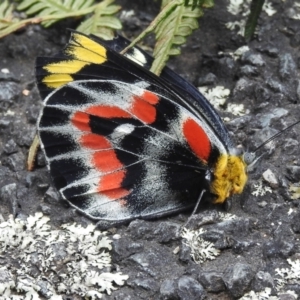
[0,1,18,31]
[0,0,121,40]
[17,0,96,27]
[121,0,214,75]
[77,0,121,40]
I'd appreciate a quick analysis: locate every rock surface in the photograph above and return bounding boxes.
[0,0,300,299]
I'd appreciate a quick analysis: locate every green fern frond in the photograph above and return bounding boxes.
[17,0,95,27]
[0,0,121,40]
[77,0,121,40]
[122,0,213,75]
[150,0,203,74]
[0,0,19,31]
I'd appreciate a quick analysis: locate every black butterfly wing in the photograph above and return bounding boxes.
[37,32,228,221]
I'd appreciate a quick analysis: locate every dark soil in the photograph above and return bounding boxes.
[1,0,300,299]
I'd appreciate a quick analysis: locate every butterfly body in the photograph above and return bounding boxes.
[36,32,247,221]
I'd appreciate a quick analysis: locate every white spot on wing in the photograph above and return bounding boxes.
[111,123,135,141]
[124,48,147,66]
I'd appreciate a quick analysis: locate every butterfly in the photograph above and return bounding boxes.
[36,31,248,223]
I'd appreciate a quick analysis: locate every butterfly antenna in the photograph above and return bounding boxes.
[252,119,300,154]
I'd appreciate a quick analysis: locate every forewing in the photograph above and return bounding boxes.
[36,32,231,149]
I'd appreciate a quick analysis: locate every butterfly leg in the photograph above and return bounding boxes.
[181,189,207,229]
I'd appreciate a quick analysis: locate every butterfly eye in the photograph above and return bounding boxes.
[243,152,256,165]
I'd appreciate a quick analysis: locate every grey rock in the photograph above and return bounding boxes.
[44,186,60,204]
[252,271,275,292]
[286,166,300,182]
[214,235,235,250]
[263,239,295,258]
[223,262,254,298]
[112,238,143,261]
[129,250,173,277]
[2,152,25,172]
[259,46,279,57]
[15,127,36,147]
[292,33,300,47]
[153,221,181,243]
[232,240,254,254]
[254,85,271,103]
[198,271,225,292]
[0,166,11,187]
[257,201,268,208]
[128,219,156,240]
[177,276,206,300]
[232,78,255,98]
[219,57,236,71]
[0,116,12,128]
[257,108,288,128]
[3,138,18,154]
[279,53,297,80]
[39,204,52,215]
[128,277,159,291]
[114,291,134,300]
[227,115,252,132]
[279,293,297,300]
[0,71,19,81]
[266,78,285,93]
[0,82,19,111]
[239,65,259,77]
[197,72,217,86]
[37,280,53,298]
[201,229,224,243]
[25,173,40,188]
[0,267,13,283]
[284,139,299,155]
[215,218,252,237]
[0,183,18,215]
[253,127,279,148]
[262,169,278,189]
[160,279,178,300]
[16,185,28,200]
[178,241,191,263]
[26,105,40,123]
[212,57,237,78]
[291,212,300,234]
[241,51,265,67]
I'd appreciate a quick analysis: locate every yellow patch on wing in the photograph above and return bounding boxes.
[72,33,107,55]
[44,60,88,74]
[66,33,107,64]
[42,74,73,89]
[211,154,247,203]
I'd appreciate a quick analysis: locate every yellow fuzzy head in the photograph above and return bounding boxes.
[211,154,248,203]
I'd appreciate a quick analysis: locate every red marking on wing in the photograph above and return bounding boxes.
[71,111,90,131]
[131,95,156,124]
[142,90,159,105]
[183,118,211,162]
[98,170,129,200]
[80,133,110,150]
[92,150,123,172]
[102,188,130,200]
[86,105,131,118]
